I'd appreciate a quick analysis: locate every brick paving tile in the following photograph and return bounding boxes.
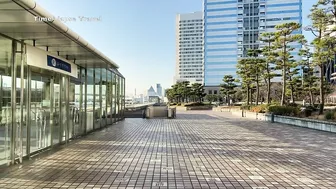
[0,111,335,188]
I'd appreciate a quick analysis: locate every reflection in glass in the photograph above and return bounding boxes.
[101,68,107,127]
[86,69,94,132]
[0,35,126,166]
[107,70,112,125]
[94,69,101,129]
[30,72,52,153]
[71,68,82,136]
[53,75,60,145]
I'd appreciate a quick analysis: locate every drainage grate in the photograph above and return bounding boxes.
[152,182,167,186]
[115,178,129,183]
[249,176,264,180]
[162,167,173,171]
[205,178,220,182]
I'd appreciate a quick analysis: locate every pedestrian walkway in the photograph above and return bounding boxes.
[0,111,335,189]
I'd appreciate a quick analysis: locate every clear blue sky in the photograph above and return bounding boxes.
[35,0,316,96]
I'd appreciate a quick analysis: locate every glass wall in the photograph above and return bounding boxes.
[0,36,125,167]
[94,69,101,129]
[30,71,52,153]
[0,36,13,165]
[86,69,94,132]
[112,72,117,123]
[107,71,112,125]
[101,68,107,127]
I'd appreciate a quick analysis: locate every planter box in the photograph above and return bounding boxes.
[212,106,241,112]
[271,115,336,133]
[175,106,187,111]
[225,110,336,133]
[186,106,213,110]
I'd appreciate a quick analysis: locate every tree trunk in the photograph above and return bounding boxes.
[227,94,230,106]
[290,84,295,103]
[309,90,313,105]
[267,40,271,104]
[247,87,250,105]
[256,76,260,105]
[281,36,287,106]
[281,67,286,106]
[250,88,253,105]
[289,76,294,103]
[319,65,324,114]
[267,79,271,104]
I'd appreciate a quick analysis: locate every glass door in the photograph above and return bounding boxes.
[29,71,52,153]
[0,75,12,165]
[70,75,82,137]
[52,74,60,145]
[60,76,69,142]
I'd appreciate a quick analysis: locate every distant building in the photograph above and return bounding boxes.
[156,84,162,97]
[203,0,302,86]
[174,11,204,84]
[147,86,157,96]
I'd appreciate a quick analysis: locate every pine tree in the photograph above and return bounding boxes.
[237,59,254,105]
[247,49,266,105]
[309,5,336,113]
[220,75,238,105]
[260,32,279,104]
[273,22,305,106]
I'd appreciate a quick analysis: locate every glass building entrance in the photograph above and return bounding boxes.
[0,35,125,166]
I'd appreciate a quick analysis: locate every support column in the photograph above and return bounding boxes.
[10,40,17,165]
[99,69,102,128]
[19,41,25,163]
[93,69,96,130]
[65,76,69,143]
[79,68,83,135]
[50,77,54,147]
[84,68,87,134]
[26,66,31,157]
[123,77,126,119]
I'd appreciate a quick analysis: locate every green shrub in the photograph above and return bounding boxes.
[302,106,316,117]
[325,103,336,106]
[240,104,255,110]
[184,102,205,107]
[324,111,335,120]
[251,104,268,113]
[270,100,280,106]
[287,103,299,107]
[233,103,242,106]
[267,105,299,116]
[177,103,181,106]
[170,103,177,106]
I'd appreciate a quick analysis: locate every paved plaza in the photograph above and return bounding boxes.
[0,111,335,189]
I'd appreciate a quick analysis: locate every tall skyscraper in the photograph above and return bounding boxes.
[156,84,163,97]
[175,11,204,84]
[147,86,157,96]
[203,0,302,86]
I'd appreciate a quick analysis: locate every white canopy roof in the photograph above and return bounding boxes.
[0,0,119,69]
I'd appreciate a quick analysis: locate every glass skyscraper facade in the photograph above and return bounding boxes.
[203,0,302,86]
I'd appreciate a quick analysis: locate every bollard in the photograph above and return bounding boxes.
[242,110,244,117]
[142,110,146,119]
[271,113,274,123]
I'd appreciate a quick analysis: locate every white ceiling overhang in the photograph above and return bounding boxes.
[0,0,119,70]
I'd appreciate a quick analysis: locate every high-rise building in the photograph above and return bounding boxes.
[175,11,204,84]
[203,0,302,86]
[156,84,163,97]
[147,86,157,97]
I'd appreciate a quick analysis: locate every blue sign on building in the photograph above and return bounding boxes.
[47,55,71,73]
